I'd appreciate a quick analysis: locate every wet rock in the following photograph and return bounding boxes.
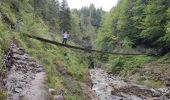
[136,63,170,86]
[151,96,169,100]
[112,85,161,98]
[49,88,56,95]
[90,69,169,100]
[36,67,45,73]
[57,67,71,76]
[80,83,98,100]
[53,95,65,100]
[14,88,22,93]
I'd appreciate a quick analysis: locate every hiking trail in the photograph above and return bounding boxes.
[2,41,50,100]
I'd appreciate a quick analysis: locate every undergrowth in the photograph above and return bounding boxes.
[0,1,89,99]
[105,55,154,76]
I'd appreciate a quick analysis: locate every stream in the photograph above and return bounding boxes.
[89,68,169,100]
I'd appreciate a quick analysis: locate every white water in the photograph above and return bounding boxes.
[89,69,124,100]
[89,69,152,100]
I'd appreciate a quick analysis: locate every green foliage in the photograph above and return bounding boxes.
[140,0,167,44]
[162,8,170,45]
[70,11,81,43]
[121,37,134,48]
[164,92,170,98]
[107,55,154,75]
[59,0,71,32]
[71,5,105,46]
[0,90,6,100]
[137,79,165,88]
[96,0,170,53]
[108,56,124,74]
[31,0,60,24]
[65,95,77,100]
[96,1,170,79]
[62,77,83,98]
[0,0,89,99]
[95,9,118,49]
[0,20,10,70]
[156,53,170,63]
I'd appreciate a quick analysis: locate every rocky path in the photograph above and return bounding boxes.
[2,41,50,100]
[90,68,170,100]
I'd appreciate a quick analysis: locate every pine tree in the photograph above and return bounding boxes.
[48,0,60,24]
[59,0,71,32]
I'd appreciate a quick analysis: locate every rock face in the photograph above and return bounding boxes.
[139,63,170,86]
[2,41,50,100]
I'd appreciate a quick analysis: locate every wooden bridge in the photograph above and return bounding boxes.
[25,34,150,56]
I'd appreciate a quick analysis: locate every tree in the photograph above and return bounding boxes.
[48,0,60,24]
[140,0,167,46]
[162,7,170,45]
[70,11,82,44]
[96,0,170,54]
[59,0,71,32]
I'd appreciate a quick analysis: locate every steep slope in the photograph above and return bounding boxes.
[0,0,90,99]
[2,41,50,100]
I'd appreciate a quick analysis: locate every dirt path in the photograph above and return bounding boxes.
[2,41,50,100]
[89,68,169,100]
[24,72,49,100]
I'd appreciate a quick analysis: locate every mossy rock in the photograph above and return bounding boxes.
[164,92,170,98]
[0,90,6,100]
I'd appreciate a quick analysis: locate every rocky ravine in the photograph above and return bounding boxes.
[90,69,170,100]
[1,41,50,100]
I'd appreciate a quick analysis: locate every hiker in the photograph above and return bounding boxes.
[62,31,69,45]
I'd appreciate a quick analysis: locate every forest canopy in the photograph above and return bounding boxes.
[96,0,170,55]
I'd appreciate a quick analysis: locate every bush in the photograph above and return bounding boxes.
[107,55,154,75]
[109,56,124,74]
[164,92,170,98]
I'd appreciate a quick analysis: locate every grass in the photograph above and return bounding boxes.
[156,53,170,64]
[104,52,168,89]
[25,43,88,98]
[105,55,154,76]
[1,0,170,99]
[0,1,89,99]
[137,77,165,89]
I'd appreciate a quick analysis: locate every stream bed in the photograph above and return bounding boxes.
[89,68,169,100]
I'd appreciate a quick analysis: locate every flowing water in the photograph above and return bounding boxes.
[89,69,125,100]
[89,68,169,100]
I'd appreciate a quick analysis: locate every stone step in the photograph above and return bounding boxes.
[4,42,48,100]
[13,54,34,62]
[12,48,26,55]
[14,60,37,66]
[13,63,44,74]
